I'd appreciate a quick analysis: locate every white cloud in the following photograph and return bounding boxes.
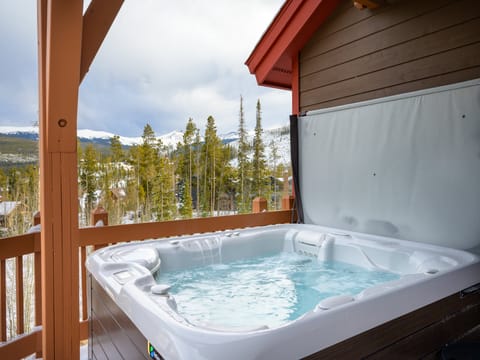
[171,84,239,131]
[1,0,291,136]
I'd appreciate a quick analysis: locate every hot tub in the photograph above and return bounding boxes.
[86,223,480,360]
[87,80,480,359]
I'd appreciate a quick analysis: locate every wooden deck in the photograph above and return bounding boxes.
[0,208,294,359]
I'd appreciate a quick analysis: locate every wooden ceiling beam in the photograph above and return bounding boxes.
[80,0,124,82]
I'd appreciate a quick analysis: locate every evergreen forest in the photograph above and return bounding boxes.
[0,98,291,237]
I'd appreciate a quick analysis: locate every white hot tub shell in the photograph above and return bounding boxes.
[86,223,480,360]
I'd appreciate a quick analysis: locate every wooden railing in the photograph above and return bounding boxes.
[0,232,42,359]
[0,197,295,359]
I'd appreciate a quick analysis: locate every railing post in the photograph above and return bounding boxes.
[33,212,42,358]
[282,194,295,210]
[252,197,268,213]
[90,205,108,227]
[281,171,295,211]
[16,256,24,336]
[33,211,41,226]
[91,206,108,251]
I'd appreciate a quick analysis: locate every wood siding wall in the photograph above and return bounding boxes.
[303,290,480,359]
[89,276,150,360]
[299,0,480,112]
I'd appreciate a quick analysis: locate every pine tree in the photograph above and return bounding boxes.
[217,145,236,214]
[179,180,193,218]
[110,135,124,163]
[79,144,99,220]
[138,124,159,219]
[178,118,197,218]
[268,139,281,210]
[127,144,143,222]
[152,151,176,221]
[108,135,127,224]
[194,127,201,213]
[200,116,222,216]
[0,169,6,199]
[237,95,251,213]
[98,157,115,223]
[252,99,267,199]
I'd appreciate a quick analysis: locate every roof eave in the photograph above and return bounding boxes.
[245,0,342,89]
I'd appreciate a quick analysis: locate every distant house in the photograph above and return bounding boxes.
[110,187,126,201]
[0,200,20,227]
[217,192,236,213]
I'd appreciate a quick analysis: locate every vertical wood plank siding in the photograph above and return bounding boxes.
[90,276,149,360]
[299,0,480,112]
[303,291,480,359]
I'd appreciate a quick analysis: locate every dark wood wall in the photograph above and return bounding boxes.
[303,290,480,359]
[89,276,150,360]
[299,0,480,113]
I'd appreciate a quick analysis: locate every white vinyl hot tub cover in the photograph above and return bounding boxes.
[294,79,480,250]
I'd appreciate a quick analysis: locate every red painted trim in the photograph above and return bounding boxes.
[245,0,295,74]
[246,0,341,89]
[292,53,300,114]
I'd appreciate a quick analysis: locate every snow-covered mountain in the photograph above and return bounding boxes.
[0,126,187,147]
[0,126,39,141]
[0,125,291,165]
[0,126,143,147]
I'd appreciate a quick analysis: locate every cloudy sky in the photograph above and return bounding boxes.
[0,0,291,137]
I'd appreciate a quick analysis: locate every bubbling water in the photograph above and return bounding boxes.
[155,252,399,329]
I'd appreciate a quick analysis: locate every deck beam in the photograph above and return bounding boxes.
[80,0,124,82]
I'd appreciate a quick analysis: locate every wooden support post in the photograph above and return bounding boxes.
[33,211,41,226]
[252,197,268,213]
[37,0,123,358]
[38,1,82,359]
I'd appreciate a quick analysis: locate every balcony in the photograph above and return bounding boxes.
[0,0,299,358]
[4,1,480,359]
[0,197,296,359]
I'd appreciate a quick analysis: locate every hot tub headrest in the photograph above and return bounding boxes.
[110,246,161,273]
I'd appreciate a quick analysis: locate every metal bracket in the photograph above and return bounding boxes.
[460,283,480,298]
